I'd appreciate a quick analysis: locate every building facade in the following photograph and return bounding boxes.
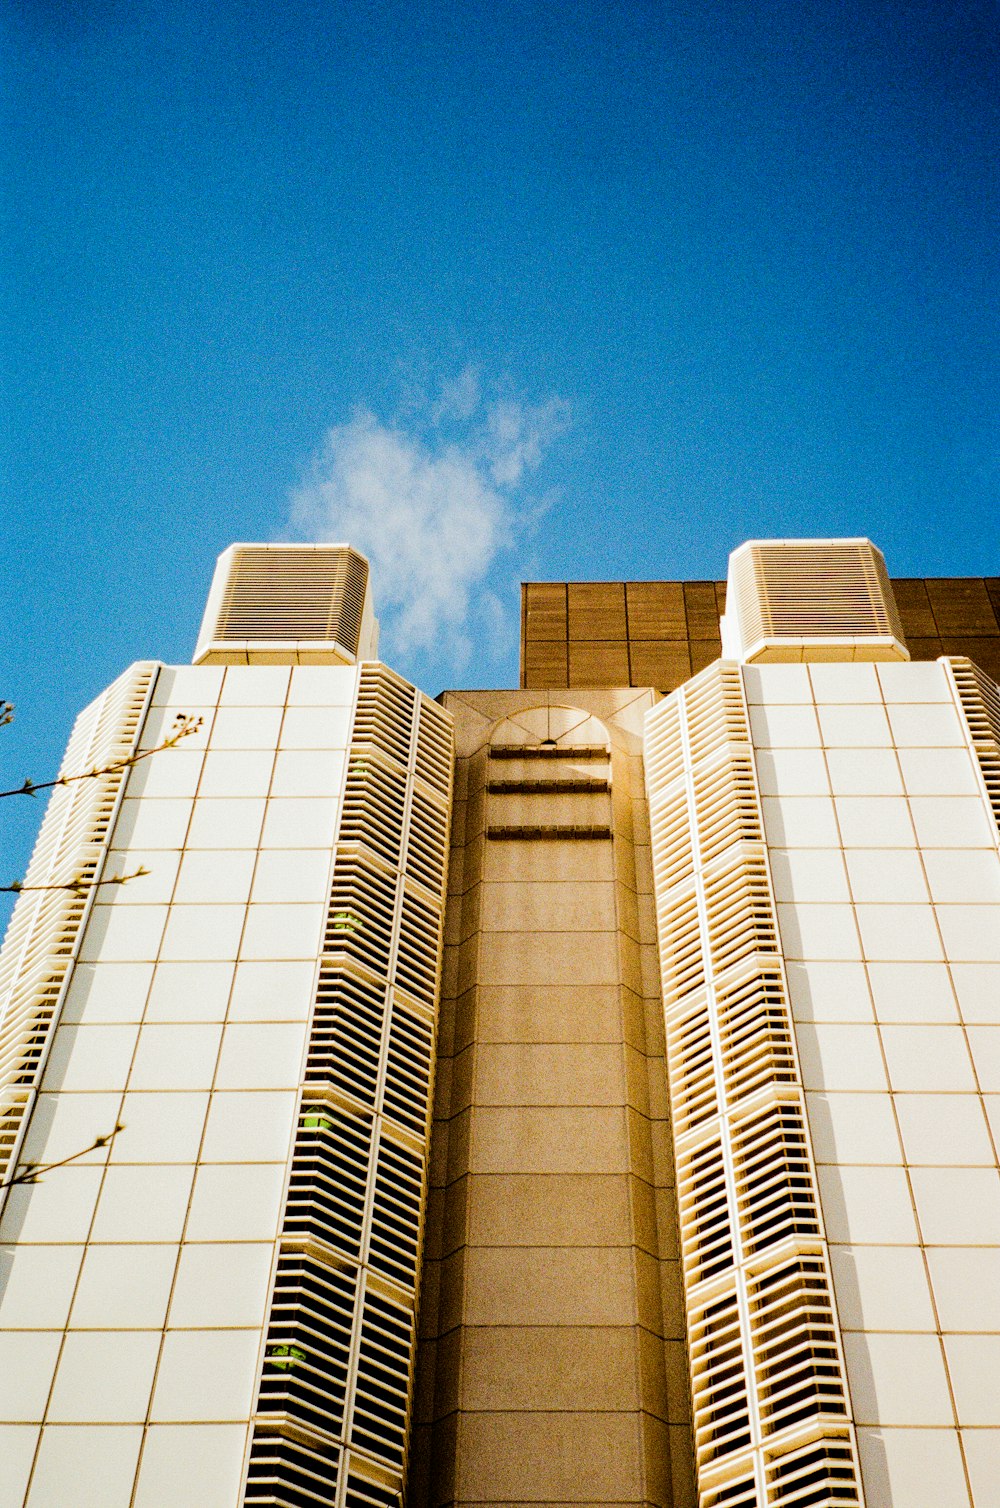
[2,538,1000,1507]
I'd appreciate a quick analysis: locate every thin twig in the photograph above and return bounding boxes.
[0,1123,126,1190]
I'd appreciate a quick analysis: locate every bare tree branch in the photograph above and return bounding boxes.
[0,1123,126,1190]
[0,712,203,800]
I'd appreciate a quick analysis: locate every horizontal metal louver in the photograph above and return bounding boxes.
[350,1287,413,1470]
[645,660,864,1507]
[765,1437,861,1506]
[947,656,1000,836]
[726,539,907,663]
[245,669,453,1507]
[257,1252,357,1439]
[0,663,156,1195]
[244,1432,341,1508]
[209,546,368,650]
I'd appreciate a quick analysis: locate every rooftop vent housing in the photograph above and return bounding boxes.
[720,538,909,664]
[194,544,380,666]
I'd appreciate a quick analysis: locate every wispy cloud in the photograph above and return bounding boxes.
[289,368,570,671]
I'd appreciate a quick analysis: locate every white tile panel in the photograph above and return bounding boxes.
[826,748,903,796]
[855,904,943,962]
[816,703,892,747]
[967,1026,1000,1090]
[28,1425,144,1508]
[924,850,1000,904]
[911,1168,1000,1244]
[270,749,346,798]
[829,1245,936,1331]
[834,796,915,847]
[90,1166,195,1243]
[279,705,352,748]
[877,661,951,701]
[0,1168,104,1244]
[894,1094,994,1165]
[748,702,822,747]
[139,704,214,753]
[19,1092,120,1167]
[287,664,358,704]
[886,700,965,746]
[943,1335,1000,1425]
[184,1164,287,1241]
[952,963,1000,1022]
[741,663,814,703]
[0,1333,62,1421]
[214,1024,307,1090]
[755,749,829,795]
[927,1247,1000,1330]
[856,1427,970,1507]
[260,797,341,849]
[151,666,225,708]
[239,904,324,960]
[0,1246,83,1329]
[60,963,154,1024]
[200,1091,297,1164]
[47,1332,160,1422]
[227,960,316,1021]
[809,663,881,702]
[111,1093,209,1163]
[78,906,168,964]
[208,706,283,749]
[144,961,235,1022]
[150,1330,261,1421]
[936,907,1000,962]
[909,796,997,849]
[125,750,204,800]
[218,665,290,705]
[785,960,874,1022]
[111,799,192,852]
[880,1025,976,1092]
[98,852,181,905]
[250,849,332,904]
[769,849,850,903]
[198,750,275,799]
[41,1024,139,1092]
[0,1427,40,1508]
[898,747,981,796]
[816,1164,918,1243]
[842,1332,954,1424]
[845,849,928,902]
[185,798,265,850]
[962,1431,1000,1508]
[806,1091,901,1164]
[158,905,245,962]
[132,1423,249,1507]
[128,1025,223,1091]
[172,850,256,905]
[167,1243,274,1329]
[761,794,840,846]
[776,902,862,960]
[794,1023,888,1091]
[69,1245,178,1330]
[867,962,959,1022]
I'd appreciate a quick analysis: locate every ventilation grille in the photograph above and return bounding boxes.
[644,660,864,1506]
[244,1432,341,1508]
[726,539,907,664]
[245,664,452,1506]
[947,656,1000,837]
[0,663,157,1196]
[214,546,367,648]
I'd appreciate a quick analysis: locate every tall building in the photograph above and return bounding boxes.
[2,536,999,1508]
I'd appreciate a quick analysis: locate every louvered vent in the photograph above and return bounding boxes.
[947,656,1000,836]
[644,660,864,1506]
[722,539,907,664]
[0,663,157,1198]
[194,544,379,665]
[244,664,452,1507]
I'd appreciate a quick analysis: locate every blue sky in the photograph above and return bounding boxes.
[2,0,997,895]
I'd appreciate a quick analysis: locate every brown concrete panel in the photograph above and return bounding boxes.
[892,578,938,638]
[469,1041,628,1107]
[941,635,1000,681]
[468,1105,630,1174]
[689,639,722,675]
[487,789,612,828]
[479,879,618,932]
[625,581,687,638]
[464,1173,635,1246]
[462,1245,640,1326]
[454,1411,646,1503]
[568,640,631,685]
[926,577,999,634]
[459,1326,644,1411]
[524,640,569,688]
[683,581,721,638]
[629,640,692,692]
[483,837,615,884]
[568,581,628,640]
[477,930,622,986]
[525,583,568,640]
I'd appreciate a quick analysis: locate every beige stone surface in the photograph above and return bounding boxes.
[468,1041,628,1107]
[454,1411,648,1502]
[468,1105,630,1174]
[458,1326,644,1411]
[464,1173,636,1247]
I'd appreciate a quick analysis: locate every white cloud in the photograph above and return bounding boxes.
[290,376,569,669]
